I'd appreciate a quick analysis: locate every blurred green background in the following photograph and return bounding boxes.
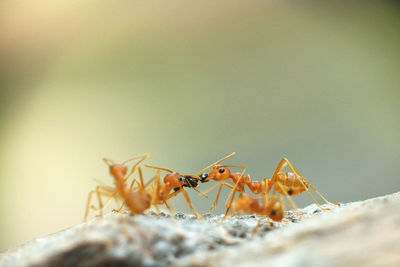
[1,0,400,250]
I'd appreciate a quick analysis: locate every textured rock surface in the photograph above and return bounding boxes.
[1,192,399,267]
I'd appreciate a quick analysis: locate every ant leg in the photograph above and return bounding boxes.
[224,165,247,205]
[101,191,119,210]
[144,174,159,189]
[84,186,117,221]
[223,165,247,206]
[152,171,162,204]
[138,166,145,191]
[209,183,235,213]
[223,200,237,221]
[180,188,202,218]
[85,190,98,221]
[95,186,118,216]
[124,154,149,182]
[127,167,146,192]
[128,179,140,191]
[164,200,176,217]
[268,158,287,192]
[165,188,183,200]
[283,158,339,209]
[224,166,247,216]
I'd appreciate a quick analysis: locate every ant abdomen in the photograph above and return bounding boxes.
[275,172,309,196]
[124,191,151,215]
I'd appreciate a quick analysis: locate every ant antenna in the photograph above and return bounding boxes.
[197,152,236,176]
[191,186,209,199]
[123,154,149,165]
[145,165,174,173]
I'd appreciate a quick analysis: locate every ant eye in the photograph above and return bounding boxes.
[178,177,183,181]
[219,168,225,173]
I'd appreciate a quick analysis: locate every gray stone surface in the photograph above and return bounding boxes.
[1,192,399,267]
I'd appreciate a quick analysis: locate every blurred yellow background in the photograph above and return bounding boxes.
[1,0,400,250]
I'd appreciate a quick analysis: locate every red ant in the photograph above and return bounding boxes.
[144,164,208,218]
[229,180,296,237]
[199,153,338,215]
[84,154,150,220]
[230,192,285,222]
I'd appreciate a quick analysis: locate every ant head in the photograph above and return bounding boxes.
[164,173,185,188]
[208,166,231,181]
[109,164,128,178]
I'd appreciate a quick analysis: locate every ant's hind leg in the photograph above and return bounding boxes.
[283,158,339,209]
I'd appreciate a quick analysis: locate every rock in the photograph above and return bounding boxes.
[1,193,399,267]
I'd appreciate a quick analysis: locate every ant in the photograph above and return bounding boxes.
[144,164,208,218]
[199,153,338,215]
[84,154,151,221]
[230,192,284,222]
[229,180,302,237]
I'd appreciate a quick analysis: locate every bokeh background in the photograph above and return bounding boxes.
[1,0,400,251]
